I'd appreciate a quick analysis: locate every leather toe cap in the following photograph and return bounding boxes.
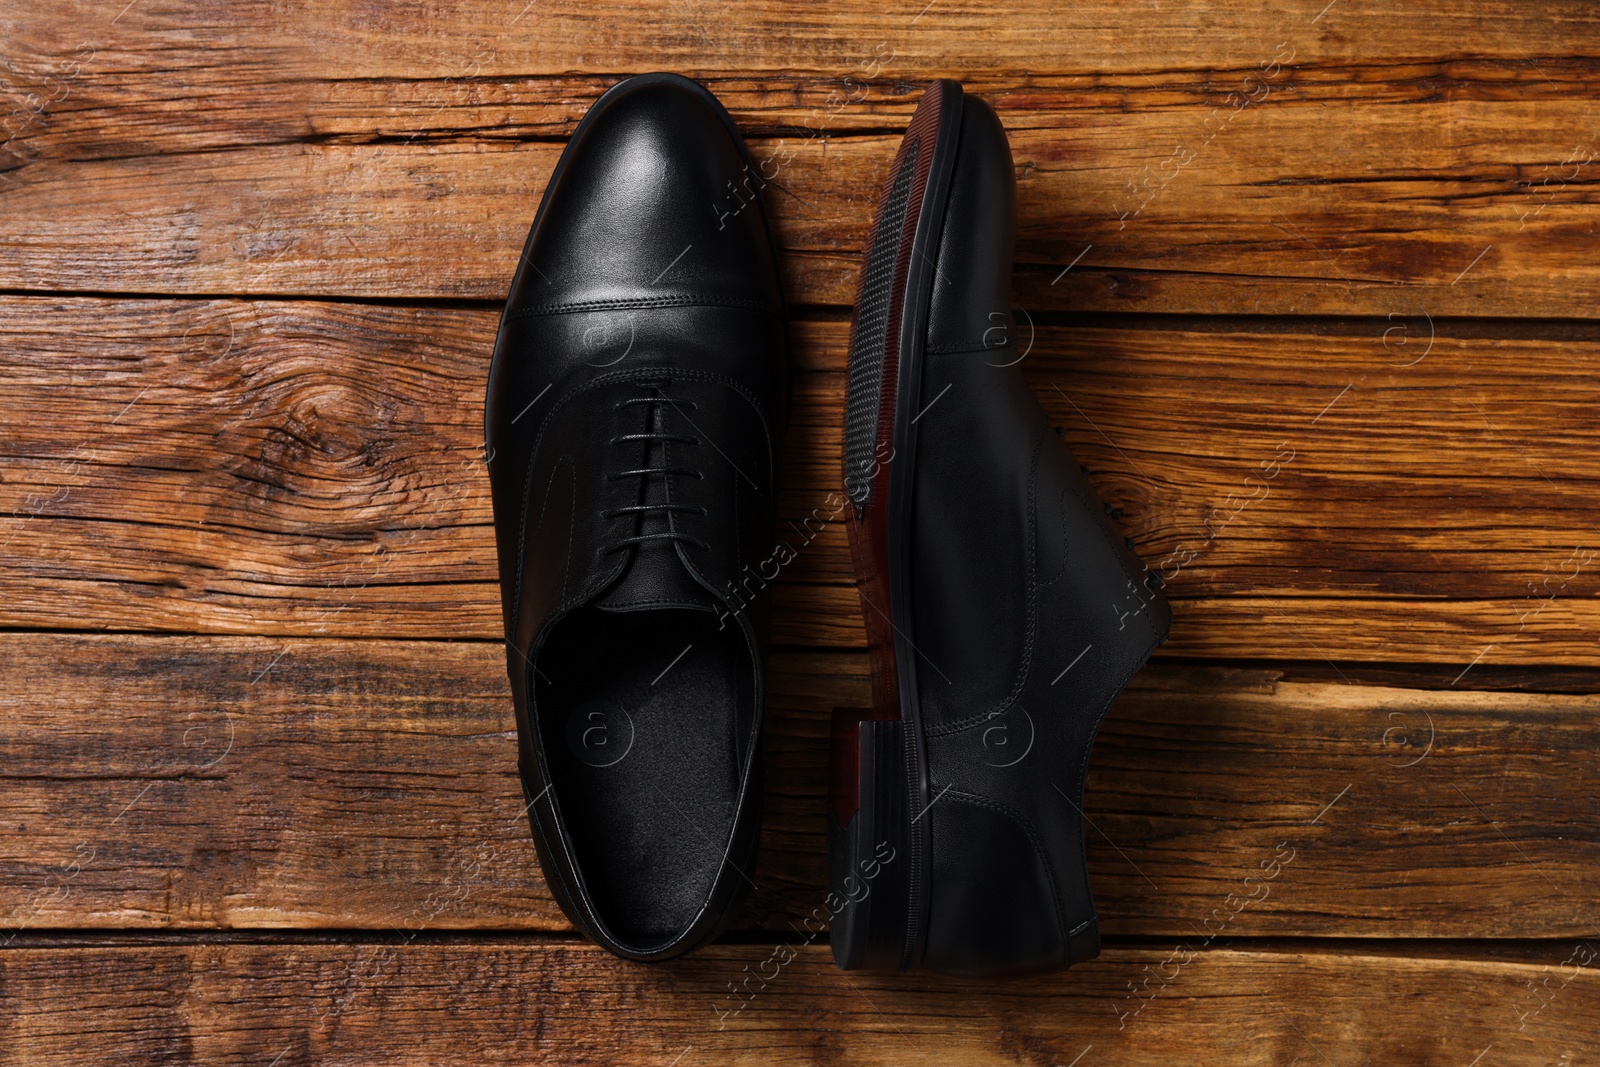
[510,73,783,316]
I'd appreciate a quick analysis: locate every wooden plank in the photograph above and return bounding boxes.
[2,634,1596,938]
[5,52,1600,312]
[1,2,1593,1054]
[1,938,1596,1065]
[6,0,1593,79]
[6,297,1600,662]
[21,64,1600,167]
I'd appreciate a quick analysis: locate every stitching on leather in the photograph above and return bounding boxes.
[509,370,774,940]
[515,661,597,937]
[664,430,735,609]
[1065,625,1163,910]
[1059,470,1165,903]
[926,419,1045,736]
[942,788,1068,942]
[516,768,590,936]
[596,597,715,610]
[507,294,780,318]
[1061,477,1160,646]
[509,454,575,633]
[664,432,681,575]
[1036,485,1071,589]
[731,463,742,602]
[558,460,578,607]
[925,340,1009,355]
[1056,465,1163,919]
[511,365,774,629]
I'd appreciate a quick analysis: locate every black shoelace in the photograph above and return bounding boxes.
[601,390,710,554]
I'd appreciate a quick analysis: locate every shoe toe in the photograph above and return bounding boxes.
[515,73,782,314]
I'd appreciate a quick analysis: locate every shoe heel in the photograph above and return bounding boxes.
[829,708,910,970]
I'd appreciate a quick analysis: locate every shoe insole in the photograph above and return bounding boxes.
[537,606,750,948]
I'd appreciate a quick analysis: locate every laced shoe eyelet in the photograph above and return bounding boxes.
[598,388,710,555]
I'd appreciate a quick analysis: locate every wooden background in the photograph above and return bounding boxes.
[3,1,1600,1063]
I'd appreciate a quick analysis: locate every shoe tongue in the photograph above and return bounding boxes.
[591,378,718,615]
[592,540,718,614]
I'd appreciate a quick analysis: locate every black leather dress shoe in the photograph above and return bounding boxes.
[485,73,787,961]
[831,81,1170,976]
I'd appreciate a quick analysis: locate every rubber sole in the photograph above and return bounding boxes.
[834,80,965,972]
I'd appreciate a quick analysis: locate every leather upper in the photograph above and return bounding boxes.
[907,95,1171,975]
[925,94,1018,356]
[484,73,785,958]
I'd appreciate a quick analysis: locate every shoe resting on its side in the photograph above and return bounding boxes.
[832,80,1170,977]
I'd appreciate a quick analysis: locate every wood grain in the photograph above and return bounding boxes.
[2,0,1597,1056]
[2,634,1595,938]
[4,46,1600,313]
[7,0,1595,77]
[1,938,1595,1065]
[5,298,1600,664]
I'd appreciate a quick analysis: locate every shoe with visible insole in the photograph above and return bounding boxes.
[831,81,1170,976]
[485,73,787,961]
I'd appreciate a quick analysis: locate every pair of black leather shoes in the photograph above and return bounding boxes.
[485,74,1169,975]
